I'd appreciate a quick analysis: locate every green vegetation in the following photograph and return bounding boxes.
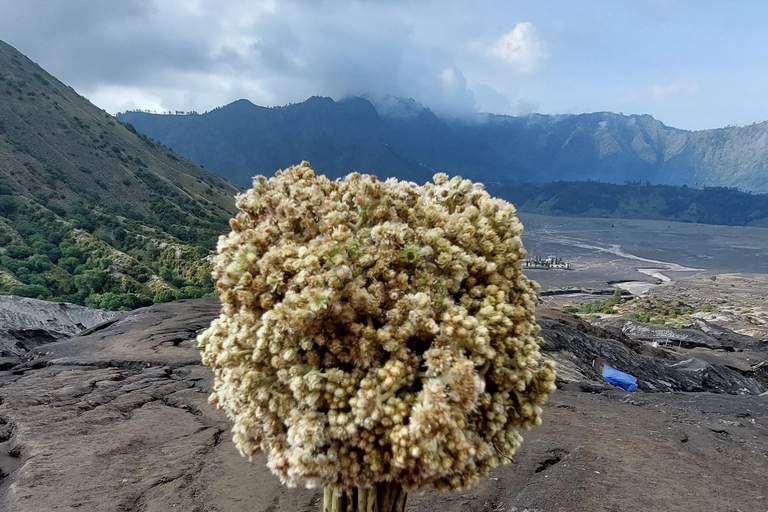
[0,40,239,309]
[0,190,224,309]
[563,289,628,314]
[490,181,768,227]
[564,293,717,327]
[621,296,713,326]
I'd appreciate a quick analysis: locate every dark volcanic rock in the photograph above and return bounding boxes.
[0,296,123,357]
[1,298,767,512]
[0,358,20,371]
[21,298,217,369]
[536,307,642,352]
[688,317,764,351]
[539,317,765,395]
[592,317,759,351]
[0,329,61,358]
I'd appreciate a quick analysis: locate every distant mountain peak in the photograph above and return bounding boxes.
[365,95,431,119]
[118,94,768,193]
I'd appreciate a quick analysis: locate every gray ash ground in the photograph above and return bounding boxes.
[519,212,768,291]
[0,297,765,512]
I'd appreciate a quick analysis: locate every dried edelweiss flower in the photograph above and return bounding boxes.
[199,161,556,493]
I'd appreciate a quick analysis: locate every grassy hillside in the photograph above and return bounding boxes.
[0,40,239,309]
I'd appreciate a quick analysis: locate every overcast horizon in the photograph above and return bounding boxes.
[2,0,768,130]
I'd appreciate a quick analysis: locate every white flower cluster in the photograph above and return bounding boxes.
[199,161,556,492]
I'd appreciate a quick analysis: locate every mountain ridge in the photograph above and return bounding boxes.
[119,96,768,192]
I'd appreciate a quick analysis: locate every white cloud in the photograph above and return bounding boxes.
[85,86,164,114]
[433,66,478,117]
[491,22,548,72]
[0,0,554,119]
[5,0,752,129]
[439,67,461,89]
[471,84,512,114]
[514,98,540,115]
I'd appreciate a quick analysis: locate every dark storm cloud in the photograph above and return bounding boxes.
[1,0,213,83]
[0,0,510,116]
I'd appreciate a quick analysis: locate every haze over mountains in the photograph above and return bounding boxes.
[4,36,768,310]
[118,96,768,192]
[0,40,238,308]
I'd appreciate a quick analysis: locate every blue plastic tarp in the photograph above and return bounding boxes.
[602,363,638,392]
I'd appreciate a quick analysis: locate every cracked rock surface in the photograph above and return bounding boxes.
[1,298,766,511]
[0,296,123,359]
[539,310,766,395]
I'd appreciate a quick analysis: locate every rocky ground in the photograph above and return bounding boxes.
[0,295,123,362]
[653,274,768,340]
[0,298,766,511]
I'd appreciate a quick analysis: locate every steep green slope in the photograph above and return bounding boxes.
[119,97,768,192]
[0,40,239,309]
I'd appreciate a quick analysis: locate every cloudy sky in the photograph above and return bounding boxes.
[2,0,767,130]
